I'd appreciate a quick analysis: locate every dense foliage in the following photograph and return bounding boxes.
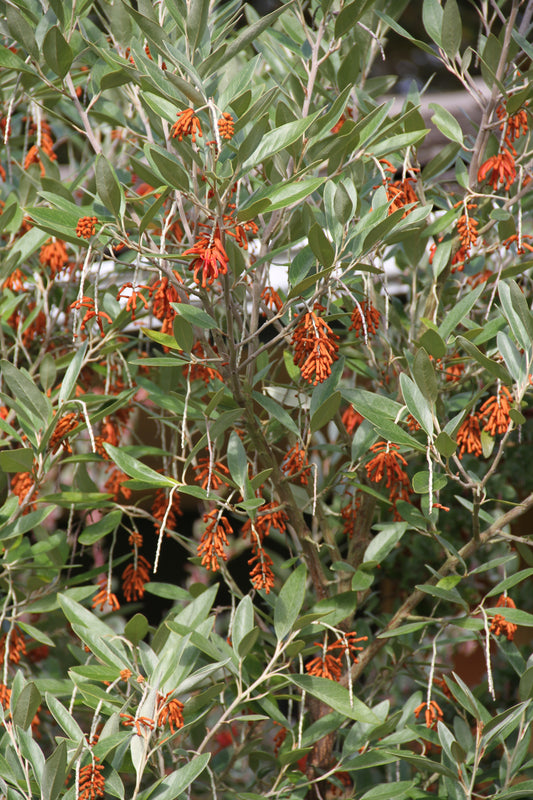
[1,0,533,798]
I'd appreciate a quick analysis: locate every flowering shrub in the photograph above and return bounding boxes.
[1,1,533,799]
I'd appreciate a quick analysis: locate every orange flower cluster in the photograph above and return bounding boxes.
[414,700,444,729]
[71,296,112,336]
[490,594,517,641]
[182,228,229,287]
[292,307,339,385]
[0,683,11,710]
[117,282,150,320]
[95,417,121,459]
[122,555,151,602]
[152,487,182,536]
[480,385,512,436]
[149,276,181,335]
[157,691,184,733]
[92,577,121,612]
[120,713,155,736]
[261,286,283,312]
[437,357,465,382]
[365,441,410,513]
[171,108,203,143]
[406,413,421,432]
[452,202,479,271]
[242,501,288,594]
[386,177,418,216]
[349,300,380,339]
[497,102,529,154]
[76,216,98,239]
[503,233,533,255]
[23,119,56,176]
[478,149,516,192]
[306,632,367,681]
[198,510,232,572]
[218,112,235,140]
[456,413,483,458]
[50,411,79,454]
[342,405,364,434]
[224,214,258,251]
[185,341,222,383]
[79,760,105,800]
[0,626,27,665]
[340,497,360,537]
[193,457,230,491]
[104,468,132,501]
[281,442,311,485]
[40,238,69,277]
[11,471,35,507]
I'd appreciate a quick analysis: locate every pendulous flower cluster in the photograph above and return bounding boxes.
[292,305,339,385]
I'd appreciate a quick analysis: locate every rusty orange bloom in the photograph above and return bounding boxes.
[152,487,182,536]
[92,578,121,613]
[292,307,339,385]
[71,296,112,336]
[122,555,151,602]
[385,177,418,216]
[350,300,380,339]
[117,282,150,320]
[477,149,516,191]
[120,713,155,736]
[248,546,275,593]
[366,441,408,489]
[76,216,98,239]
[40,238,69,276]
[261,286,283,312]
[479,385,512,436]
[218,112,235,140]
[171,108,203,143]
[281,442,311,485]
[414,700,444,729]
[490,594,517,641]
[456,413,483,458]
[11,471,35,507]
[120,669,132,681]
[49,412,79,454]
[193,457,230,491]
[157,691,185,733]
[184,341,222,383]
[341,497,361,538]
[456,203,478,255]
[0,626,27,665]
[79,759,105,800]
[104,467,132,502]
[0,683,11,710]
[497,103,529,153]
[149,276,180,335]
[503,233,533,255]
[182,229,229,287]
[342,405,364,434]
[198,510,232,572]
[307,632,367,682]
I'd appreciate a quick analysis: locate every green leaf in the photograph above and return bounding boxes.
[42,26,73,78]
[360,781,416,800]
[6,5,39,59]
[124,613,149,646]
[45,693,85,741]
[416,584,468,610]
[497,331,526,383]
[147,753,210,800]
[242,112,320,171]
[79,510,123,545]
[144,144,190,192]
[412,471,448,494]
[422,0,443,45]
[173,303,217,330]
[0,448,34,473]
[173,315,194,352]
[95,154,124,218]
[400,373,433,436]
[274,564,306,640]
[237,177,326,222]
[1,360,52,425]
[335,0,374,38]
[232,595,254,657]
[334,181,355,226]
[187,0,209,56]
[377,621,432,639]
[252,391,300,436]
[441,0,462,59]
[289,675,379,723]
[310,390,341,433]
[0,506,55,543]
[486,607,533,627]
[438,284,484,340]
[456,336,510,383]
[308,223,335,267]
[419,328,446,358]
[435,432,457,457]
[103,443,176,487]
[58,342,88,406]
[42,740,68,800]
[12,683,42,730]
[412,348,438,404]
[363,523,408,565]
[429,102,463,144]
[370,129,429,159]
[227,431,247,489]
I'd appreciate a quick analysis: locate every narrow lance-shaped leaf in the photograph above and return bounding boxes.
[274,564,306,640]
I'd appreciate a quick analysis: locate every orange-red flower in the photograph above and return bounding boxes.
[171,108,203,143]
[117,282,150,320]
[218,112,235,140]
[456,413,483,458]
[349,301,380,339]
[365,441,408,489]
[479,386,512,436]
[76,216,98,239]
[414,700,444,729]
[292,307,339,385]
[306,632,367,682]
[490,594,517,641]
[157,691,184,733]
[79,758,105,800]
[182,229,229,287]
[340,496,361,538]
[184,341,222,383]
[92,578,120,612]
[104,467,132,501]
[261,286,283,312]
[152,487,182,536]
[70,296,112,336]
[281,442,311,485]
[197,510,232,572]
[497,103,529,153]
[456,204,478,254]
[49,412,79,454]
[342,405,364,434]
[40,238,69,277]
[11,471,35,507]
[122,555,151,602]
[477,149,516,191]
[0,683,11,710]
[248,547,275,593]
[385,177,418,216]
[0,626,27,665]
[193,457,230,491]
